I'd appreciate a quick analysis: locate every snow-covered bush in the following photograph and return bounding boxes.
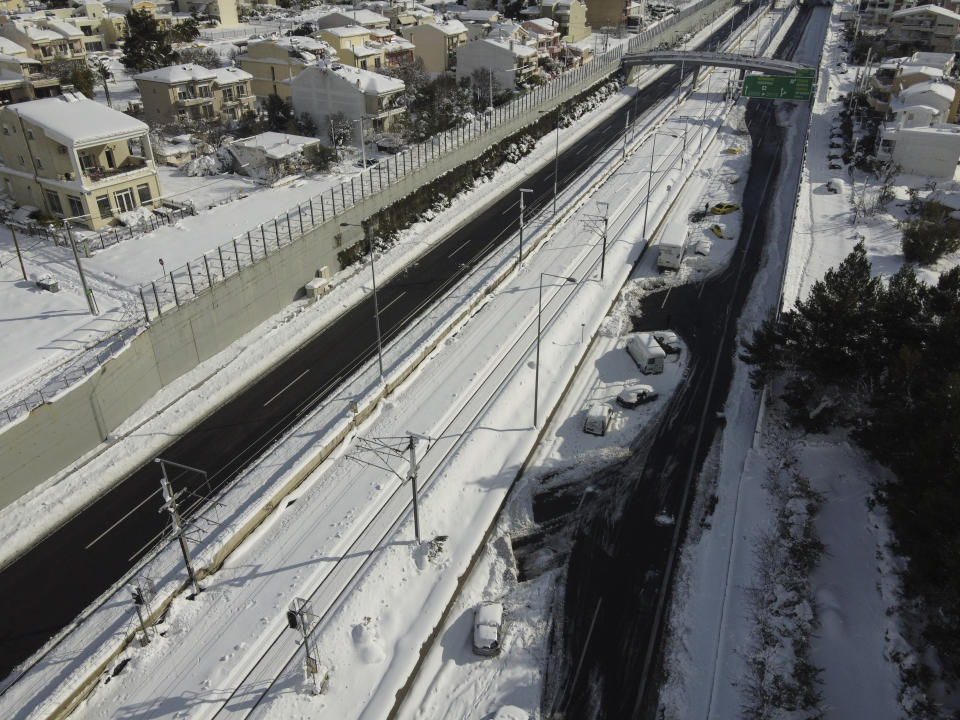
[742,473,825,720]
[182,147,232,177]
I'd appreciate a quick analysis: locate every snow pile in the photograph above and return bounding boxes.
[742,448,825,718]
[116,206,156,228]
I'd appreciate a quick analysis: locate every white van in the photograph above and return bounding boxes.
[583,403,612,436]
[626,332,666,374]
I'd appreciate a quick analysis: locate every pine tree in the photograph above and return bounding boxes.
[121,10,175,72]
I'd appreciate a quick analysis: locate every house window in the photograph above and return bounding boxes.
[223,88,234,102]
[136,183,151,203]
[25,129,33,140]
[35,158,42,169]
[79,153,96,171]
[105,148,115,168]
[95,194,111,218]
[67,195,83,216]
[177,86,191,101]
[114,188,134,212]
[45,190,63,215]
[361,59,368,69]
[197,85,210,97]
[375,57,381,68]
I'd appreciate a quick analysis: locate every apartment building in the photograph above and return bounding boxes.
[314,9,391,31]
[0,94,161,229]
[135,64,255,125]
[405,19,468,72]
[0,53,61,105]
[888,4,960,52]
[456,36,538,89]
[0,19,86,70]
[290,62,405,140]
[538,0,591,42]
[236,36,335,101]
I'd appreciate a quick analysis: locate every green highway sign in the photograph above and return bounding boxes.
[742,71,814,101]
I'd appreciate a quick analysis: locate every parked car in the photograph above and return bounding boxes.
[473,601,504,656]
[710,202,740,215]
[829,161,843,169]
[709,223,724,238]
[653,329,682,354]
[583,402,612,435]
[616,383,658,408]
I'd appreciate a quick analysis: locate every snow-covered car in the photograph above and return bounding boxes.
[653,330,682,354]
[616,384,658,408]
[709,224,724,238]
[583,402,612,435]
[826,178,846,194]
[829,161,843,170]
[710,202,739,215]
[836,62,848,73]
[473,601,504,656]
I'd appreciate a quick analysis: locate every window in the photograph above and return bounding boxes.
[35,158,42,169]
[360,59,368,69]
[45,190,62,215]
[79,153,95,171]
[136,184,151,204]
[375,57,381,69]
[114,188,134,212]
[105,148,115,169]
[223,88,234,102]
[95,194,111,218]
[67,195,83,216]
[197,85,210,97]
[25,129,33,140]
[177,86,191,101]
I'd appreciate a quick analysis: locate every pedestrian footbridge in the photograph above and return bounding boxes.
[622,50,812,76]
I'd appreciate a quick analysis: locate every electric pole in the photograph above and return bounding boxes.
[581,202,609,281]
[286,597,321,694]
[157,459,201,597]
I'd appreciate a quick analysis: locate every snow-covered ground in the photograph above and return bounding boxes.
[5,2,950,719]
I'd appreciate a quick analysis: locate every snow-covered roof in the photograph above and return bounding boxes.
[9,94,148,147]
[9,22,62,42]
[135,63,216,84]
[351,44,381,57]
[322,25,371,38]
[329,62,404,93]
[43,20,83,38]
[453,9,500,22]
[900,79,955,102]
[928,189,960,210]
[369,27,395,39]
[0,52,38,65]
[481,37,538,58]
[891,3,960,21]
[320,9,389,26]
[0,37,27,56]
[426,19,467,35]
[890,100,941,115]
[908,51,954,66]
[232,131,319,160]
[211,66,251,84]
[900,65,944,79]
[523,17,558,34]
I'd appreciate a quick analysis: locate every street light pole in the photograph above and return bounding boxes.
[539,110,560,215]
[535,273,577,428]
[341,223,384,384]
[518,188,533,264]
[642,131,657,244]
[65,220,98,316]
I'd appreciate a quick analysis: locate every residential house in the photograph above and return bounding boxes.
[0,19,86,70]
[861,0,918,27]
[225,131,321,180]
[290,62,405,141]
[522,17,561,62]
[318,26,385,71]
[314,9,390,31]
[0,94,161,229]
[447,9,500,40]
[0,0,26,14]
[367,27,416,67]
[381,0,435,33]
[135,64,255,125]
[585,0,629,32]
[888,4,960,53]
[236,36,335,101]
[177,0,240,26]
[0,54,61,105]
[877,121,960,176]
[456,37,538,89]
[538,0,591,42]
[868,51,956,111]
[405,19,468,73]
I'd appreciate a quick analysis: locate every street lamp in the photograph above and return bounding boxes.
[642,131,678,245]
[340,222,384,385]
[518,188,533,263]
[60,214,98,316]
[535,272,577,428]
[538,110,560,216]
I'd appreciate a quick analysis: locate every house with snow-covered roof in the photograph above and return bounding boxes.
[537,0,591,42]
[236,37,336,102]
[888,4,960,53]
[0,19,86,69]
[314,9,391,31]
[290,62,406,143]
[0,53,62,105]
[134,64,255,126]
[0,94,161,229]
[456,36,539,89]
[405,19,468,72]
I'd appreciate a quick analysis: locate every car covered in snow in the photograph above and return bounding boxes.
[473,601,504,656]
[653,330,682,354]
[710,202,740,215]
[709,223,724,238]
[616,383,658,408]
[583,402,613,435]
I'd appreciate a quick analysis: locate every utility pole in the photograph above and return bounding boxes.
[130,583,152,645]
[9,224,26,280]
[518,188,533,264]
[642,132,658,245]
[406,431,430,544]
[286,598,321,694]
[581,201,609,281]
[622,111,630,159]
[64,221,98,316]
[157,459,201,597]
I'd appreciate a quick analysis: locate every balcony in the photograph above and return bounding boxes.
[81,156,150,185]
[176,94,212,106]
